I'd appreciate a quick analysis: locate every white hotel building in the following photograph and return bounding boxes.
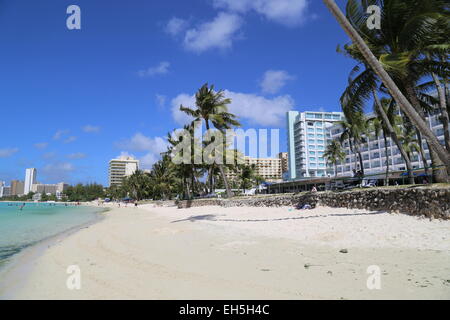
[108,156,140,187]
[330,109,448,178]
[286,111,345,180]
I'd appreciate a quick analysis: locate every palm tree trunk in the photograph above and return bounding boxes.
[219,165,233,198]
[403,80,448,183]
[415,130,429,177]
[322,0,450,169]
[383,133,390,186]
[431,72,450,152]
[372,90,415,184]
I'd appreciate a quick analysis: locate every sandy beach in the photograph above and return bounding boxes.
[0,204,449,300]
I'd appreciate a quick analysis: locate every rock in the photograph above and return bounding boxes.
[339,249,348,254]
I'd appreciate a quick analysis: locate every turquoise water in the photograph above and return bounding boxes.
[0,202,103,266]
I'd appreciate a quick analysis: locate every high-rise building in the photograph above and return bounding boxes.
[0,181,5,198]
[286,111,345,180]
[329,110,449,177]
[11,180,25,196]
[278,152,288,174]
[225,156,283,183]
[108,156,139,186]
[24,168,37,195]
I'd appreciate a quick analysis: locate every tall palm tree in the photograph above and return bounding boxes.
[180,83,241,198]
[324,139,346,178]
[338,112,368,176]
[322,0,450,178]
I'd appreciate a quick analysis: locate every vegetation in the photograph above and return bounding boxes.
[324,0,449,184]
[324,139,346,178]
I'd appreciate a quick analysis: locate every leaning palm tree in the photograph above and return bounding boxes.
[322,0,450,178]
[324,139,346,178]
[180,83,241,198]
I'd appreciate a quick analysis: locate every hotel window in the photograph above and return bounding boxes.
[318,157,325,162]
[309,145,316,150]
[306,113,314,118]
[308,122,314,126]
[317,139,324,144]
[317,146,324,151]
[333,115,341,120]
[310,163,317,167]
[325,114,332,119]
[315,114,323,119]
[319,163,325,168]
[308,133,315,138]
[317,134,324,138]
[309,151,315,155]
[310,157,316,161]
[308,139,315,144]
[316,122,323,127]
[317,152,324,156]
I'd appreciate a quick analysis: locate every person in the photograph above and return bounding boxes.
[311,186,317,193]
[134,201,138,208]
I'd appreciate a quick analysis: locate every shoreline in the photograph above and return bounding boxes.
[1,204,449,299]
[0,206,109,299]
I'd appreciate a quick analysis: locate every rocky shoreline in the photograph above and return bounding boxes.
[177,187,450,220]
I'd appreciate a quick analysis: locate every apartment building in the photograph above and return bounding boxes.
[108,156,140,186]
[286,111,345,180]
[225,156,283,183]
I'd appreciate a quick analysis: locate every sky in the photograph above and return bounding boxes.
[0,0,357,186]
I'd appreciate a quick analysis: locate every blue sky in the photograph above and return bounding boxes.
[0,0,356,185]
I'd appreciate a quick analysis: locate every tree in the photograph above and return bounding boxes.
[122,170,151,201]
[238,164,257,193]
[180,83,241,198]
[323,0,450,180]
[324,139,346,178]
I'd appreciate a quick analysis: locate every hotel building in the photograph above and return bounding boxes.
[108,156,140,186]
[225,156,283,183]
[286,111,345,180]
[330,110,448,178]
[11,180,25,196]
[24,168,37,195]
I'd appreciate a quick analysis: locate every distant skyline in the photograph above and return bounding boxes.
[0,0,355,185]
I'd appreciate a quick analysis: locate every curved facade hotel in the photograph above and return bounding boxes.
[286,111,345,180]
[108,156,139,187]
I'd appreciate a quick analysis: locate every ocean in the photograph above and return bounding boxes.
[0,202,104,266]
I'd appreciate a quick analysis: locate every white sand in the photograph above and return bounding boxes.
[0,204,449,300]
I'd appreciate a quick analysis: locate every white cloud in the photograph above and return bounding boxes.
[34,142,48,149]
[41,162,75,182]
[155,94,167,110]
[171,90,294,127]
[64,136,77,144]
[67,152,87,159]
[138,61,170,77]
[53,129,69,140]
[83,125,100,133]
[116,134,168,169]
[165,17,188,36]
[213,0,310,27]
[260,70,295,94]
[0,148,19,158]
[183,12,243,53]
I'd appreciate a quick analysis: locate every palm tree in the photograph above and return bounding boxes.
[149,154,177,200]
[322,0,450,179]
[324,139,346,178]
[180,83,241,198]
[338,112,367,176]
[123,170,151,201]
[238,164,257,194]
